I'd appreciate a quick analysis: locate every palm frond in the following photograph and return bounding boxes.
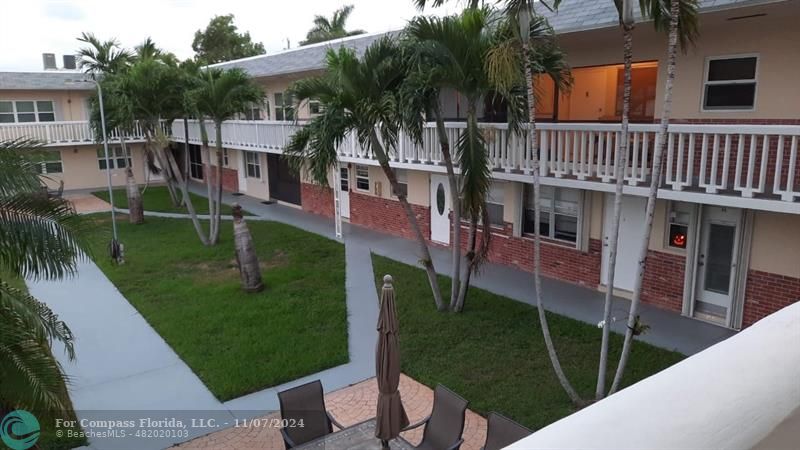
[0,139,45,197]
[0,193,91,281]
[0,281,74,359]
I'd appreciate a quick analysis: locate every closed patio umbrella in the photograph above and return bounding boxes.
[375,274,409,447]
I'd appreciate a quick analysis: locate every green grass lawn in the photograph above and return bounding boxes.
[92,186,250,215]
[1,271,87,450]
[372,255,685,430]
[88,215,348,401]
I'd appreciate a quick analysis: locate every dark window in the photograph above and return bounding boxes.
[523,186,580,244]
[703,57,757,110]
[355,165,369,191]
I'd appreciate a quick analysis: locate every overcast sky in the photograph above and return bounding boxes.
[0,0,462,71]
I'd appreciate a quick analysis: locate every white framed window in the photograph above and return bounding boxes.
[32,150,63,174]
[355,165,369,191]
[0,100,55,123]
[97,146,131,170]
[309,100,324,115]
[486,182,505,227]
[392,169,408,198]
[222,148,229,167]
[702,55,758,111]
[666,201,692,250]
[274,92,294,121]
[244,151,261,178]
[523,185,582,245]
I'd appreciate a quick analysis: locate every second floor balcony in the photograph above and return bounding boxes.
[3,118,797,214]
[0,120,151,146]
[172,119,800,214]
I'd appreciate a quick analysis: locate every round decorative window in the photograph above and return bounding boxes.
[436,183,446,215]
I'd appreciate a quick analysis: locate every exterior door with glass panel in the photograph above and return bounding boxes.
[694,206,741,317]
[339,166,350,219]
[430,174,450,244]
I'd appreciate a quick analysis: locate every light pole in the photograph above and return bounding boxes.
[68,78,122,262]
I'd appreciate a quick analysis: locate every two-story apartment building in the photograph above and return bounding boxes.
[0,71,156,190]
[1,0,797,330]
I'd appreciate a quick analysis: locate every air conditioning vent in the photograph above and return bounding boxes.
[63,55,77,70]
[42,53,57,70]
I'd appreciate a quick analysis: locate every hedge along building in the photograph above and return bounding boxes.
[2,0,798,330]
[0,71,163,190]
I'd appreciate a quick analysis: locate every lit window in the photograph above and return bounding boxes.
[523,186,581,244]
[244,151,261,178]
[97,147,131,170]
[486,182,505,227]
[355,165,369,191]
[31,150,63,174]
[667,201,692,249]
[393,169,408,198]
[703,56,757,111]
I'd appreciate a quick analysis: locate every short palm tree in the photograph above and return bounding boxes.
[0,139,89,413]
[284,38,446,311]
[402,8,527,312]
[188,68,263,246]
[77,32,132,77]
[300,5,366,46]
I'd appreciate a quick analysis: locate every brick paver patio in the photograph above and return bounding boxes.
[177,374,487,450]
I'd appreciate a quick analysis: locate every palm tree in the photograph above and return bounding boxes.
[596,0,698,400]
[188,68,263,245]
[402,8,527,312]
[114,58,185,207]
[0,139,89,413]
[486,1,584,405]
[76,32,132,77]
[300,5,366,46]
[609,0,699,395]
[285,38,447,311]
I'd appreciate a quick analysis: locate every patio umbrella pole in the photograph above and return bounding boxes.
[375,274,409,447]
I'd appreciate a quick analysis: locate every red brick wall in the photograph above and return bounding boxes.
[301,183,335,218]
[641,250,686,312]
[454,223,603,288]
[743,270,800,327]
[350,191,431,241]
[204,165,239,192]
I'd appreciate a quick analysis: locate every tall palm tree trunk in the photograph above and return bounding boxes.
[610,0,680,395]
[596,22,634,400]
[524,45,583,406]
[211,122,225,245]
[121,136,144,224]
[198,119,217,243]
[165,144,209,245]
[433,110,463,309]
[369,131,445,311]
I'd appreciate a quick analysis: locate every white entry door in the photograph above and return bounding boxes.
[339,166,350,219]
[694,206,741,317]
[430,174,451,244]
[601,194,648,291]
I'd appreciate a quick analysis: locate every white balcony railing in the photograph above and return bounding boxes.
[173,119,800,209]
[0,120,155,146]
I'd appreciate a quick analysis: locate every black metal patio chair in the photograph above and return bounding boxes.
[402,384,468,450]
[481,412,532,450]
[277,380,344,449]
